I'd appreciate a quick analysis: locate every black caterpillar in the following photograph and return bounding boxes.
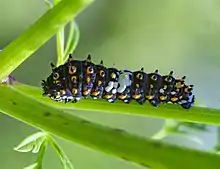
[41,54,195,109]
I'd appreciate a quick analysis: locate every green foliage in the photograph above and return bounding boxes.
[0,0,220,168]
[14,132,47,153]
[178,122,208,132]
[12,0,82,168]
[12,83,220,126]
[151,120,205,146]
[14,132,48,169]
[24,163,39,169]
[14,131,73,169]
[63,21,80,62]
[44,0,53,8]
[48,136,74,169]
[56,21,80,66]
[1,85,220,169]
[0,0,92,81]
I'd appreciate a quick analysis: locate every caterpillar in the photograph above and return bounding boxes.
[41,54,195,109]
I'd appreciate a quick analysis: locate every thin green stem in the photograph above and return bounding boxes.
[44,0,53,9]
[56,27,65,66]
[151,120,176,140]
[1,85,220,169]
[48,136,74,169]
[217,127,220,144]
[151,120,204,145]
[0,0,94,81]
[64,22,75,58]
[151,127,168,140]
[13,84,220,126]
[54,0,65,66]
[63,21,80,60]
[212,127,220,153]
[37,140,48,168]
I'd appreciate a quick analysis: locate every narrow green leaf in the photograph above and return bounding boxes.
[17,132,48,169]
[44,0,53,9]
[56,27,65,66]
[0,0,94,81]
[178,122,208,132]
[212,127,220,153]
[14,132,47,153]
[54,0,65,66]
[53,0,62,5]
[1,85,220,169]
[151,129,167,140]
[37,139,48,167]
[180,134,204,146]
[48,136,74,169]
[64,21,80,60]
[44,0,65,67]
[24,163,38,169]
[151,120,204,145]
[13,83,220,126]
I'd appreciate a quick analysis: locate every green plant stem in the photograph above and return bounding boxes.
[47,136,74,169]
[212,127,220,153]
[1,85,220,169]
[63,21,80,60]
[151,127,168,140]
[44,0,53,9]
[54,0,65,66]
[14,84,220,126]
[151,120,176,140]
[0,0,94,81]
[56,27,65,66]
[151,120,204,145]
[37,140,47,168]
[217,127,220,145]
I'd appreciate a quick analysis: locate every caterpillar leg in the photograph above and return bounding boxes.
[136,97,146,105]
[181,103,192,109]
[123,98,132,104]
[180,95,195,109]
[108,99,114,103]
[64,98,73,104]
[71,97,82,103]
[149,99,159,107]
[71,99,78,103]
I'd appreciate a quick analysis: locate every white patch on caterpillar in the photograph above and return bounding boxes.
[108,99,114,102]
[186,94,194,104]
[113,82,119,88]
[105,81,118,93]
[105,81,114,92]
[75,97,81,101]
[117,71,132,93]
[171,91,176,95]
[112,88,117,94]
[159,88,164,94]
[179,93,194,105]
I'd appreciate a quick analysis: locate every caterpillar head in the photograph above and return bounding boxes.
[41,63,66,99]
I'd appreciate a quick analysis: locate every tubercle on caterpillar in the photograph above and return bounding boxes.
[41,53,195,109]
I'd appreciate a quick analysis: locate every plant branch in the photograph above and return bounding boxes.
[47,136,74,169]
[1,85,220,169]
[14,83,220,126]
[0,0,94,81]
[56,27,65,66]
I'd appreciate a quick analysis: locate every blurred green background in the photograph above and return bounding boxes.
[0,0,220,168]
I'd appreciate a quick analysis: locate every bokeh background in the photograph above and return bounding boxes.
[1,0,220,168]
